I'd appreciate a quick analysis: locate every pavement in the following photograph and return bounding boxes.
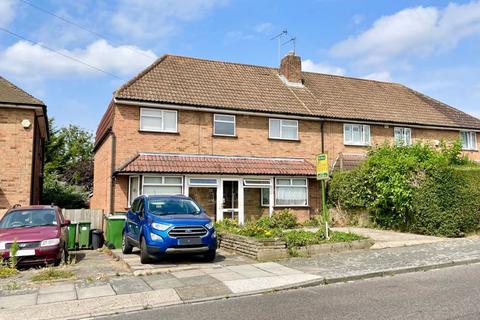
[3,235,480,320]
[331,226,444,249]
[106,262,480,320]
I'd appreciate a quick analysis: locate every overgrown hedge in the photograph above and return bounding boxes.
[330,141,480,237]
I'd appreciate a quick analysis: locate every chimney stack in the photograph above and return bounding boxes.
[279,52,302,84]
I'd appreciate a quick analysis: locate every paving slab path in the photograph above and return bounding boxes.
[331,227,445,249]
[2,238,480,320]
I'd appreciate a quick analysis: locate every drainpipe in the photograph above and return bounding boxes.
[109,132,116,215]
[321,121,325,153]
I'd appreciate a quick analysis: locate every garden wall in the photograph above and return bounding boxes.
[218,233,289,261]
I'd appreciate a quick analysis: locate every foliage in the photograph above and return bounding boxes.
[31,268,74,282]
[329,140,479,236]
[302,215,325,227]
[409,166,480,237]
[328,231,365,242]
[42,119,94,208]
[281,230,325,248]
[0,266,18,279]
[9,240,18,268]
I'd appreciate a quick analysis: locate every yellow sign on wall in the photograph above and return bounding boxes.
[316,154,329,180]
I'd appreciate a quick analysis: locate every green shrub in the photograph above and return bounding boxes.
[281,229,325,249]
[328,231,365,242]
[329,141,476,233]
[269,209,298,229]
[409,166,480,237]
[302,215,324,227]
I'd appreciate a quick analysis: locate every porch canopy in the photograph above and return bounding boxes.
[116,153,316,176]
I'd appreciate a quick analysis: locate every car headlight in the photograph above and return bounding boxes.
[0,242,5,250]
[151,222,171,231]
[205,221,214,229]
[40,238,60,247]
[150,233,163,241]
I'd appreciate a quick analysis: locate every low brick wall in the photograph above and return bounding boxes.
[218,233,289,261]
[296,239,374,256]
[219,233,374,261]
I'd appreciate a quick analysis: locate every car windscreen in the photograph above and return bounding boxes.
[147,199,201,216]
[0,209,57,229]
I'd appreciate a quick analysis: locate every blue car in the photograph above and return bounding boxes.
[122,195,217,264]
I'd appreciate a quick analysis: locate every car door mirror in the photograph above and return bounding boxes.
[61,220,71,227]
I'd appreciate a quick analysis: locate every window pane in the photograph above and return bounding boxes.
[163,111,177,131]
[141,116,162,131]
[214,121,235,136]
[261,188,270,206]
[275,186,307,206]
[282,120,297,127]
[292,179,307,186]
[143,185,182,195]
[215,114,235,122]
[190,178,218,185]
[352,126,361,143]
[344,125,352,144]
[269,119,281,138]
[164,177,182,185]
[244,179,271,185]
[282,126,298,140]
[142,108,162,117]
[394,128,402,142]
[405,128,411,145]
[276,179,291,186]
[460,132,468,149]
[144,177,162,185]
[129,177,139,205]
[363,125,370,144]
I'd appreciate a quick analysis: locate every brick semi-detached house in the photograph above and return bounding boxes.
[91,53,480,223]
[0,76,48,216]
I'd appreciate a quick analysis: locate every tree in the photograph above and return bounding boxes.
[42,119,94,208]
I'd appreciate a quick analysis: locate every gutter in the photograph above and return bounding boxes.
[114,98,480,132]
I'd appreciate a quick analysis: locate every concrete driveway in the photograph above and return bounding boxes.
[331,227,445,249]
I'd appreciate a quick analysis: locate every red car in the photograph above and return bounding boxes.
[0,205,70,266]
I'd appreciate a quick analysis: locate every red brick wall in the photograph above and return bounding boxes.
[0,108,36,212]
[90,134,113,212]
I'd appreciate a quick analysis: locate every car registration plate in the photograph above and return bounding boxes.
[177,238,202,246]
[16,249,35,257]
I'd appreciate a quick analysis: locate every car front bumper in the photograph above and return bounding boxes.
[145,228,217,255]
[1,245,62,265]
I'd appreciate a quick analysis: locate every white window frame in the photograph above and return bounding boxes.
[274,177,308,207]
[243,179,272,187]
[140,108,178,133]
[269,119,299,141]
[344,123,371,146]
[394,127,412,146]
[128,176,140,207]
[142,175,183,195]
[460,131,478,151]
[213,114,236,137]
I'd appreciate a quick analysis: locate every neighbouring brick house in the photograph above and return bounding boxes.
[91,53,480,223]
[0,76,48,216]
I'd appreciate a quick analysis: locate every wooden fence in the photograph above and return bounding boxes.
[62,209,104,230]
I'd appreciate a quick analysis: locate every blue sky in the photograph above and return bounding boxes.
[1,0,479,132]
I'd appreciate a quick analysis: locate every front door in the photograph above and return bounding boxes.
[221,179,244,223]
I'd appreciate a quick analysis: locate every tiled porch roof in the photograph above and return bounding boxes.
[117,153,316,176]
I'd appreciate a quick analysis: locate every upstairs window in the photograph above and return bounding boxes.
[213,114,236,136]
[344,124,370,146]
[394,127,412,145]
[460,131,477,150]
[140,108,177,133]
[269,119,298,140]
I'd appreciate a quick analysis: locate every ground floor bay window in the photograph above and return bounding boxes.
[125,174,312,224]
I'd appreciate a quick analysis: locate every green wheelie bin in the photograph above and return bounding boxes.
[67,222,78,250]
[78,222,92,249]
[105,215,126,249]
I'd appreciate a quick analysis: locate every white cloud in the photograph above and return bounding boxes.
[111,0,226,40]
[0,40,156,80]
[255,22,274,34]
[362,71,392,82]
[302,59,345,76]
[0,0,16,27]
[331,1,480,65]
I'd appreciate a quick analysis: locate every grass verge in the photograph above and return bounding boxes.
[31,268,75,282]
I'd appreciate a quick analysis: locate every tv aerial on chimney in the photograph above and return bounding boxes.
[270,29,288,63]
[282,37,297,55]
